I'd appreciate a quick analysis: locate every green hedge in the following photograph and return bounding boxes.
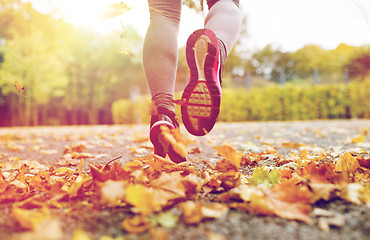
[112,82,370,124]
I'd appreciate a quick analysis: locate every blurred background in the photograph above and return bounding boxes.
[0,0,369,126]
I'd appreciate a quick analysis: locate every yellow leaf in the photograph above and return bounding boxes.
[100,2,132,20]
[12,207,50,230]
[72,229,92,240]
[15,79,24,92]
[352,134,365,144]
[118,48,137,58]
[214,145,242,170]
[125,184,158,215]
[335,152,360,173]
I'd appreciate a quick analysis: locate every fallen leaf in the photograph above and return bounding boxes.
[335,152,360,174]
[248,166,280,187]
[179,201,203,224]
[150,211,179,228]
[206,231,227,240]
[352,134,365,144]
[100,180,126,206]
[15,217,63,240]
[12,206,50,230]
[125,184,158,215]
[214,145,242,170]
[201,203,228,219]
[72,228,92,240]
[122,215,149,234]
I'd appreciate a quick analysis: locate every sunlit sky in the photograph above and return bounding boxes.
[28,0,370,52]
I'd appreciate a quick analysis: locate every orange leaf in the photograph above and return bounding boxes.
[335,152,360,174]
[214,145,242,170]
[150,172,186,206]
[122,215,149,234]
[250,193,312,224]
[179,201,203,224]
[300,161,342,184]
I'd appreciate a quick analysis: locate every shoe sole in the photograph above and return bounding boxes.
[181,29,221,136]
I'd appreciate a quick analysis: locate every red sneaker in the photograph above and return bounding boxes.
[150,107,186,163]
[181,29,221,136]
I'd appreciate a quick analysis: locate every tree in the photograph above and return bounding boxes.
[250,45,295,83]
[346,53,370,81]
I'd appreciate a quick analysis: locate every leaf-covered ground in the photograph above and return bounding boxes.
[0,120,369,240]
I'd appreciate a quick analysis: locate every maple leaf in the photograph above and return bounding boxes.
[248,166,280,187]
[214,145,242,170]
[125,184,159,215]
[89,162,130,182]
[150,172,186,206]
[335,152,360,174]
[249,190,313,224]
[300,161,342,184]
[64,143,87,154]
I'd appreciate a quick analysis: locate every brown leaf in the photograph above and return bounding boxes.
[122,215,149,234]
[214,145,242,170]
[357,156,370,169]
[150,172,186,206]
[179,201,203,224]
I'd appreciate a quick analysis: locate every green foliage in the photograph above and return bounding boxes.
[248,166,280,187]
[219,81,369,121]
[112,96,151,124]
[0,1,144,126]
[112,81,370,124]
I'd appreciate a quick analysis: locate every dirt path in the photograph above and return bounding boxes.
[0,120,369,240]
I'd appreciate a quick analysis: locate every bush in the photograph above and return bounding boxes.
[112,82,370,124]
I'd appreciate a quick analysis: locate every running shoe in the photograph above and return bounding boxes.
[181,29,222,136]
[150,107,186,163]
